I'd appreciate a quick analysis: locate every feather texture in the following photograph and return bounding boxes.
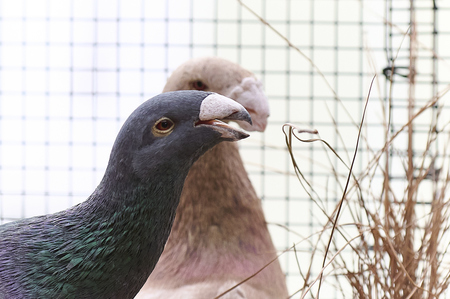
[136,57,288,298]
[0,91,251,299]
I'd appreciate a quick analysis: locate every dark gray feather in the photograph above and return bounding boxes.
[0,90,250,299]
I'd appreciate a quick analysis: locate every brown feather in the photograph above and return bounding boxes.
[136,57,288,298]
[162,57,253,94]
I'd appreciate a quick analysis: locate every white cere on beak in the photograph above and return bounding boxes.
[227,77,270,132]
[199,93,246,121]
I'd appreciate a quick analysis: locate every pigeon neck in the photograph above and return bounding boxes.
[65,164,189,297]
[145,141,287,292]
[170,141,269,244]
[83,162,189,239]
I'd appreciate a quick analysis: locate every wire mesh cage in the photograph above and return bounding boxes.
[1,0,450,298]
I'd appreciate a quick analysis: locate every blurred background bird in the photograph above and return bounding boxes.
[0,91,251,299]
[136,57,288,298]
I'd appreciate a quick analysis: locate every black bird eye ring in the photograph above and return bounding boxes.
[153,117,174,136]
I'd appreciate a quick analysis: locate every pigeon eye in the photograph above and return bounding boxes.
[156,120,172,130]
[153,118,174,136]
[192,80,207,91]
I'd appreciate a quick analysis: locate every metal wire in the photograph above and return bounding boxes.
[1,0,450,297]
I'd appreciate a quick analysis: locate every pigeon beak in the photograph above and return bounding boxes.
[226,77,270,132]
[196,93,252,141]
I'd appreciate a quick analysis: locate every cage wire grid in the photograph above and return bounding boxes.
[1,0,450,298]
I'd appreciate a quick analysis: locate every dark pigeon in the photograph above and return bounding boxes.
[0,90,251,299]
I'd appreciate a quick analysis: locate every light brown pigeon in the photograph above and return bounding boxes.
[135,57,288,299]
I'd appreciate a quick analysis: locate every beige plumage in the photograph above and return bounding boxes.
[135,57,288,299]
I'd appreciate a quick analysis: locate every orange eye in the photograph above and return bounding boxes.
[192,80,207,91]
[153,118,174,136]
[156,119,173,131]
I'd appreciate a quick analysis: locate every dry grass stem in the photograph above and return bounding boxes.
[235,1,450,298]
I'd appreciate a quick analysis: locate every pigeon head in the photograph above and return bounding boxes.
[163,57,270,132]
[0,90,251,299]
[107,90,252,181]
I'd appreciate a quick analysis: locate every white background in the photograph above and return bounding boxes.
[1,0,450,297]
